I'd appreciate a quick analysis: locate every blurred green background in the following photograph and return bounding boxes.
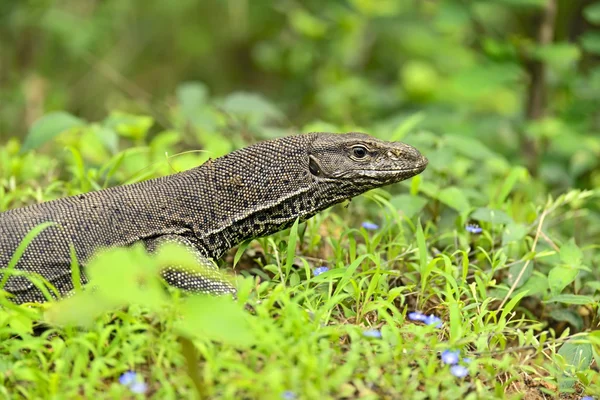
[1,0,599,191]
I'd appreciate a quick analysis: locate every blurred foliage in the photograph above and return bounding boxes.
[1,0,600,191]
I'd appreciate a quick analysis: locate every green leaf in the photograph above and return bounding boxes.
[496,166,528,205]
[105,112,154,141]
[416,220,428,277]
[549,309,583,331]
[508,261,532,288]
[580,32,600,55]
[390,113,424,141]
[444,135,497,161]
[471,207,513,225]
[22,112,85,152]
[584,2,600,24]
[285,217,301,278]
[8,312,33,336]
[544,294,596,305]
[87,245,166,310]
[502,223,528,246]
[177,81,208,111]
[517,274,548,297]
[557,338,593,391]
[176,81,211,127]
[221,92,284,125]
[533,43,581,69]
[496,0,546,7]
[175,295,255,346]
[289,9,327,38]
[437,187,470,213]
[390,194,428,219]
[548,266,579,297]
[559,239,583,267]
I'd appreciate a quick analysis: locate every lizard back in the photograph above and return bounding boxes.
[0,132,428,301]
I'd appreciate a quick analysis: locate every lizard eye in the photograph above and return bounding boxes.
[352,145,368,159]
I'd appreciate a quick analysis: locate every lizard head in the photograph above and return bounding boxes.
[307,132,428,186]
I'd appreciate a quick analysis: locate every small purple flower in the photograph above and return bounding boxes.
[423,314,443,328]
[408,311,427,322]
[313,266,329,276]
[463,358,471,364]
[441,350,460,365]
[465,223,483,234]
[362,329,382,338]
[282,391,297,400]
[119,371,137,386]
[581,397,595,400]
[361,222,379,230]
[450,365,469,378]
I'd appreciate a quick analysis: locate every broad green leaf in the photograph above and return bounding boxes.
[548,309,583,331]
[559,239,583,267]
[557,338,593,391]
[471,207,513,225]
[22,112,85,152]
[581,32,600,55]
[496,0,545,7]
[502,223,528,246]
[175,295,255,346]
[437,187,470,213]
[177,81,208,113]
[533,43,581,69]
[88,246,166,310]
[445,135,497,161]
[104,112,154,141]
[517,274,548,297]
[289,9,327,38]
[390,194,428,219]
[8,312,33,336]
[508,261,532,288]
[221,92,284,124]
[584,2,600,24]
[548,266,579,297]
[544,294,596,305]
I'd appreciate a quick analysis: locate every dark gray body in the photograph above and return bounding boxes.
[0,133,427,303]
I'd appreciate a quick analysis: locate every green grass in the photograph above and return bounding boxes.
[1,115,599,399]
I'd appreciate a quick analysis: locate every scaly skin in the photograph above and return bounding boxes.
[0,132,428,303]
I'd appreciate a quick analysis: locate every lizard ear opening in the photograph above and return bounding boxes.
[309,156,323,177]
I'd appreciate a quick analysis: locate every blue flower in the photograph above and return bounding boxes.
[362,329,382,338]
[313,266,329,276]
[130,381,148,394]
[119,371,137,386]
[441,350,460,365]
[581,397,595,400]
[282,391,297,400]
[361,222,379,230]
[119,371,148,394]
[450,364,469,378]
[465,223,483,234]
[423,314,443,328]
[408,311,427,322]
[408,311,443,328]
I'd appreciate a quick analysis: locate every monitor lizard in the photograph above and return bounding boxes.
[0,132,428,303]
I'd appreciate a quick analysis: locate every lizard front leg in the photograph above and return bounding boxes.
[145,235,237,296]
